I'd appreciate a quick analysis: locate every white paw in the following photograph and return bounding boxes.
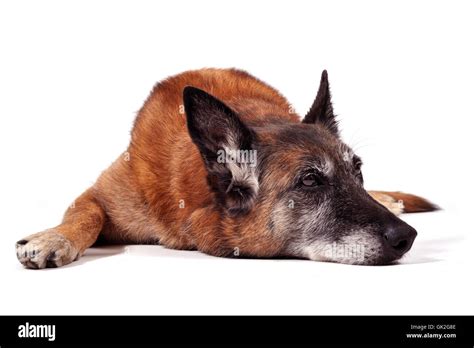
[16,230,79,269]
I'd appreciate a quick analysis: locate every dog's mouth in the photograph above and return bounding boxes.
[301,225,417,265]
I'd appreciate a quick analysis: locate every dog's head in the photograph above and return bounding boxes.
[183,71,417,265]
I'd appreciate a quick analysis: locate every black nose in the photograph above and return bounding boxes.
[383,223,417,258]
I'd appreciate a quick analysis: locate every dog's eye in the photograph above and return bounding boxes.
[353,158,363,174]
[301,174,319,187]
[355,164,362,175]
[353,158,362,170]
[354,161,364,183]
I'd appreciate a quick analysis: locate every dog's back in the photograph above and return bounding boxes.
[94,68,298,250]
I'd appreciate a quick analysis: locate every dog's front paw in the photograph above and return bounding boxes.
[15,230,79,269]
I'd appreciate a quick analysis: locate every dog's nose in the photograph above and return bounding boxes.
[383,223,417,257]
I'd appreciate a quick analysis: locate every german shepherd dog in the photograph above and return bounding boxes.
[15,68,437,268]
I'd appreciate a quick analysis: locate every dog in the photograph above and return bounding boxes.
[15,68,437,268]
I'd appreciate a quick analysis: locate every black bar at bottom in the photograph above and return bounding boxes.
[0,316,473,346]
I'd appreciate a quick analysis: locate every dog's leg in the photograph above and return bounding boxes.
[16,189,105,269]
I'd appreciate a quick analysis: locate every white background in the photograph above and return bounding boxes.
[0,0,473,314]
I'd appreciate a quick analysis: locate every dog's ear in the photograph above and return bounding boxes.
[183,86,259,216]
[302,70,339,135]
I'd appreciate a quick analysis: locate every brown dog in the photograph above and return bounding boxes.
[15,68,437,268]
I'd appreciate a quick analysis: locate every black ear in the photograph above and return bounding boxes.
[302,70,338,135]
[183,86,259,216]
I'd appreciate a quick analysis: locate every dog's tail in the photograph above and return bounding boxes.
[368,191,439,215]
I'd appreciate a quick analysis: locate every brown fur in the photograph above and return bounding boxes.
[77,69,296,258]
